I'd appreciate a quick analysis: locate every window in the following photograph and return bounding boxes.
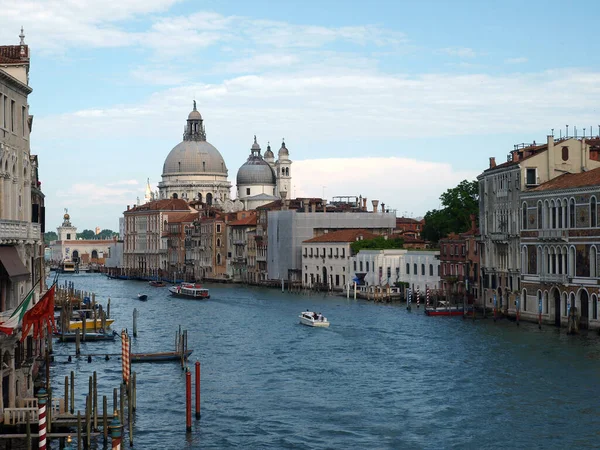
[387,267,391,278]
[413,263,417,275]
[522,203,527,230]
[593,294,598,320]
[462,245,465,256]
[216,224,221,233]
[526,168,537,186]
[450,246,454,256]
[429,264,433,276]
[353,260,357,271]
[216,238,221,247]
[537,201,543,229]
[246,188,251,195]
[569,198,575,228]
[406,263,410,274]
[421,264,425,276]
[22,106,26,137]
[310,248,313,257]
[360,261,363,271]
[341,249,345,258]
[366,261,370,272]
[303,248,307,257]
[10,100,15,132]
[562,146,569,161]
[591,197,597,227]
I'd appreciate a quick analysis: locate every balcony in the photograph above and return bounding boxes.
[489,232,508,242]
[257,254,267,262]
[233,239,246,246]
[0,220,41,243]
[539,273,568,284]
[539,229,568,241]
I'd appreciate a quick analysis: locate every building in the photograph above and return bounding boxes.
[197,212,228,281]
[353,249,440,292]
[227,211,257,283]
[478,135,600,314]
[267,201,396,281]
[165,211,198,282]
[49,211,113,266]
[0,29,47,416]
[158,102,232,206]
[122,198,193,278]
[394,217,424,239]
[302,229,377,290]
[438,215,480,303]
[520,164,600,329]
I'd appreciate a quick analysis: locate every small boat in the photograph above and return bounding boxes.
[299,311,330,327]
[56,331,116,342]
[149,280,166,287]
[138,294,148,301]
[68,318,115,330]
[131,349,193,363]
[424,301,467,317]
[168,283,210,299]
[62,260,76,273]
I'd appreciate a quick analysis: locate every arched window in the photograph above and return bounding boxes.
[569,198,576,228]
[406,263,409,274]
[591,197,597,227]
[593,294,598,320]
[217,253,221,265]
[537,201,543,229]
[198,193,203,203]
[91,250,98,259]
[591,246,597,278]
[429,264,433,276]
[421,264,425,276]
[413,263,417,275]
[522,203,527,230]
[207,193,213,205]
[216,238,221,248]
[562,146,569,161]
[172,193,178,199]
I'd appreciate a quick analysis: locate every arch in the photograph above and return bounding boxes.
[537,201,543,229]
[216,238,221,248]
[322,266,328,286]
[206,193,213,206]
[591,246,597,278]
[198,193,203,203]
[593,293,598,320]
[578,288,589,329]
[91,250,98,259]
[172,193,178,199]
[216,253,221,265]
[569,197,576,228]
[521,245,528,275]
[543,290,548,315]
[568,246,576,277]
[591,196,597,227]
[551,287,561,326]
[71,250,79,262]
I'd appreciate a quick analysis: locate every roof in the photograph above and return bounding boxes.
[127,199,192,213]
[303,229,378,243]
[0,45,28,64]
[165,212,198,224]
[229,215,257,226]
[528,166,600,192]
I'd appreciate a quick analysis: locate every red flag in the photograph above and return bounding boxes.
[21,285,56,342]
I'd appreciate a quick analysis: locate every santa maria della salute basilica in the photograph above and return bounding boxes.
[156,101,291,211]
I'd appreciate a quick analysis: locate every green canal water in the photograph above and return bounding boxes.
[37,273,600,449]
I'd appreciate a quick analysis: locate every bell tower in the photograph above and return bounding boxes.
[275,140,292,197]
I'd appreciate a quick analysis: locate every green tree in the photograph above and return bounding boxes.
[77,229,96,240]
[421,179,479,245]
[97,229,118,239]
[350,236,404,254]
[44,231,58,244]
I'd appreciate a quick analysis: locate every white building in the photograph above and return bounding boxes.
[158,102,232,206]
[302,229,377,290]
[236,137,279,210]
[352,249,440,292]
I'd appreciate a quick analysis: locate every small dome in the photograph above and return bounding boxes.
[64,213,70,220]
[278,140,289,156]
[188,109,202,120]
[251,135,261,151]
[237,159,276,185]
[264,144,274,160]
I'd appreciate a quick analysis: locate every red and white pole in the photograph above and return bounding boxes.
[110,411,122,449]
[121,330,130,385]
[195,360,201,419]
[37,388,47,449]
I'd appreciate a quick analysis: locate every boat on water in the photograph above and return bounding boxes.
[56,331,116,342]
[68,318,115,330]
[138,294,148,301]
[424,301,467,317]
[62,260,76,273]
[149,280,166,287]
[299,311,330,327]
[168,283,210,299]
[131,349,193,363]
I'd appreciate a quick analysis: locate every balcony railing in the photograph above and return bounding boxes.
[0,220,41,242]
[233,239,246,246]
[539,229,568,241]
[489,232,508,242]
[539,273,568,284]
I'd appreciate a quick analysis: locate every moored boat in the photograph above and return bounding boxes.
[138,293,148,301]
[424,301,467,316]
[149,280,166,287]
[68,318,115,330]
[131,349,193,363]
[56,331,116,342]
[168,283,210,299]
[299,311,330,327]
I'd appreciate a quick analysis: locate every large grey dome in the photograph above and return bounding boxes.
[163,140,228,175]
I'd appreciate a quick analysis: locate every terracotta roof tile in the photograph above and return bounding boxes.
[303,229,378,243]
[165,212,198,223]
[229,214,257,226]
[529,167,600,192]
[0,45,28,63]
[126,198,192,213]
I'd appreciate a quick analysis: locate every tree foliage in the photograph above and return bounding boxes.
[350,236,404,254]
[421,179,479,245]
[97,229,118,239]
[77,229,96,240]
[44,231,58,244]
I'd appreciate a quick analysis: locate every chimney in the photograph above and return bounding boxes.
[311,203,316,213]
[470,214,476,232]
[323,202,327,214]
[372,200,379,213]
[547,134,554,180]
[489,157,496,169]
[381,202,385,213]
[363,198,367,211]
[304,203,309,213]
[127,205,130,211]
[280,191,287,210]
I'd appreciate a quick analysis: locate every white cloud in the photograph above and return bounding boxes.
[293,157,478,216]
[505,57,528,64]
[55,183,140,205]
[107,180,140,186]
[439,47,477,58]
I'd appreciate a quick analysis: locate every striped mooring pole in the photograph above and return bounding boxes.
[37,388,48,449]
[110,411,122,449]
[426,287,430,308]
[416,288,420,308]
[121,330,130,385]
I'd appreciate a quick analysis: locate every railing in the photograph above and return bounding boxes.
[539,229,568,240]
[4,398,65,424]
[233,239,246,246]
[539,273,568,284]
[489,232,508,242]
[0,219,42,241]
[256,254,267,262]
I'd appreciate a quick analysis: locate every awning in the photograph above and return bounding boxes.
[0,246,30,281]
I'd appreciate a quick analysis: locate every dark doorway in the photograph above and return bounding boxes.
[207,193,213,206]
[580,290,589,329]
[553,289,561,327]
[71,250,79,263]
[322,267,327,288]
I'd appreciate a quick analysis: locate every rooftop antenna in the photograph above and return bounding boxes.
[584,128,586,138]
[566,125,569,138]
[551,128,554,136]
[574,126,577,138]
[560,129,562,139]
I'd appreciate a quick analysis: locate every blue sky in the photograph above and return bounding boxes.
[2,0,600,231]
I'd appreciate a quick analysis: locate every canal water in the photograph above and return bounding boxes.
[43,273,600,449]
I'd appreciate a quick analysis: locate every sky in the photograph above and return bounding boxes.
[2,0,600,232]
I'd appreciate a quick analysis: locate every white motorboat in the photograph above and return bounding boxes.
[299,311,330,327]
[168,283,210,299]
